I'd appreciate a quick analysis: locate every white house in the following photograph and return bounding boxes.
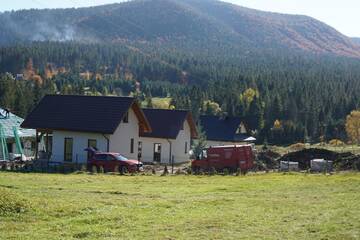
[199,115,255,147]
[21,95,151,163]
[140,109,197,164]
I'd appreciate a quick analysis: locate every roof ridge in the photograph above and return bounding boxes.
[142,108,189,112]
[45,94,135,99]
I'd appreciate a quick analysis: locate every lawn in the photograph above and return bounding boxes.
[0,172,359,239]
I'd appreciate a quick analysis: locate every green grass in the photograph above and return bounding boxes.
[0,172,359,239]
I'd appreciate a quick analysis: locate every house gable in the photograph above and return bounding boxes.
[140,109,197,139]
[200,115,253,142]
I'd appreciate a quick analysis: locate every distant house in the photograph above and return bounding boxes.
[140,109,197,164]
[21,95,151,163]
[199,115,255,147]
[0,108,36,159]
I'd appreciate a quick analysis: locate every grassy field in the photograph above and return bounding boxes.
[0,172,359,240]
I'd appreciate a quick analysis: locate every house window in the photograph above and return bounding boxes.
[64,138,73,162]
[154,143,161,162]
[87,139,97,160]
[123,111,129,123]
[185,142,188,154]
[130,138,134,154]
[138,141,142,160]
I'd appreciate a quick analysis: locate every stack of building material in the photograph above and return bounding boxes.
[311,159,333,172]
[280,161,299,171]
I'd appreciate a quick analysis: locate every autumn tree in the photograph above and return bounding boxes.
[345,110,360,144]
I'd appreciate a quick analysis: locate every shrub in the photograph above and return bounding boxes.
[209,167,217,176]
[329,139,345,146]
[223,168,230,176]
[175,169,183,175]
[0,188,31,216]
[91,165,98,174]
[80,164,87,172]
[289,143,305,151]
[161,165,169,176]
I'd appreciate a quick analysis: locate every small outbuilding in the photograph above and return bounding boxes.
[140,109,197,164]
[0,108,36,159]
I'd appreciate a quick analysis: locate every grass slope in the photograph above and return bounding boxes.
[0,172,359,239]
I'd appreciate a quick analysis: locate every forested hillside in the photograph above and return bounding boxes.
[0,0,359,144]
[1,0,360,57]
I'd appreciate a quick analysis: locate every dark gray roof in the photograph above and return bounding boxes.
[200,115,253,142]
[21,95,137,134]
[140,109,197,139]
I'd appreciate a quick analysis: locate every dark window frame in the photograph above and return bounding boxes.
[64,138,73,162]
[185,142,188,154]
[123,111,129,123]
[130,138,134,154]
[153,143,161,162]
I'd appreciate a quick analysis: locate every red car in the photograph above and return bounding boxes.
[191,145,254,173]
[88,152,143,173]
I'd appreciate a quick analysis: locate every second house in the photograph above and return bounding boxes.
[140,109,197,164]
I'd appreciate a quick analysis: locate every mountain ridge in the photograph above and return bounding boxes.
[0,0,359,58]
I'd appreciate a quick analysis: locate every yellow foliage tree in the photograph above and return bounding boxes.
[240,88,259,107]
[345,110,360,144]
[273,119,282,130]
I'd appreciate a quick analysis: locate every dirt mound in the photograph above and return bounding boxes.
[279,148,360,170]
[256,150,282,170]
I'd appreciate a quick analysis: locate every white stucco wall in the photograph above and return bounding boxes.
[140,137,170,164]
[171,120,191,163]
[52,131,108,163]
[140,120,192,164]
[50,108,142,163]
[109,108,140,159]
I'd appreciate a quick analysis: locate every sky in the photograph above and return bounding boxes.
[1,0,359,37]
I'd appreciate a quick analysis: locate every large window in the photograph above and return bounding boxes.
[153,143,161,162]
[64,138,73,162]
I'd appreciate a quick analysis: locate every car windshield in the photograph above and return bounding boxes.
[114,154,128,161]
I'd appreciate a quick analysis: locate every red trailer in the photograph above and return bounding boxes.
[191,145,254,173]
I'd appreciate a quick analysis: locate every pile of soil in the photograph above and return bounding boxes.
[278,148,360,171]
[256,150,282,170]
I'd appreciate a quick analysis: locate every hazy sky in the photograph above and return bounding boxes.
[1,0,359,37]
